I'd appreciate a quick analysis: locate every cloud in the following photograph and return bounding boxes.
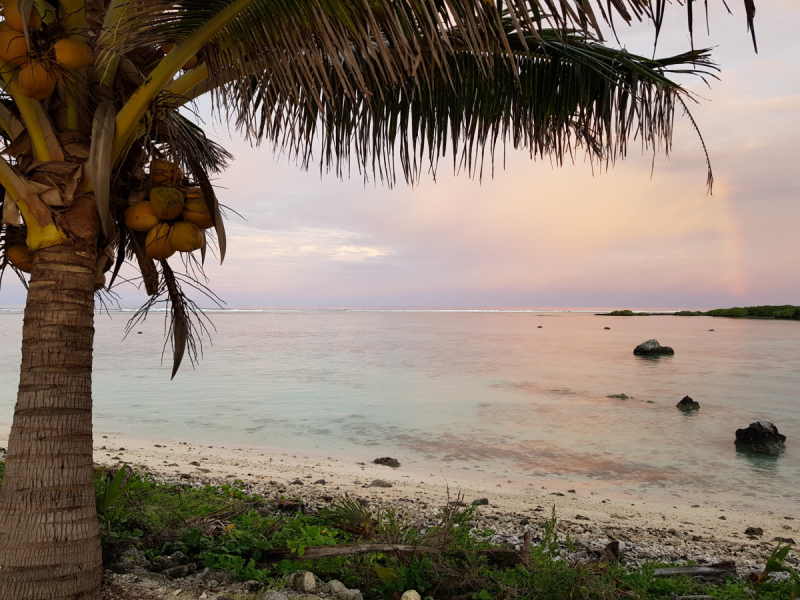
[227,224,393,263]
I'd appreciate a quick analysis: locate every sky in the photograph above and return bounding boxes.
[3,0,799,309]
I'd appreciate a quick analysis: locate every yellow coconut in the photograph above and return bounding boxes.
[0,30,27,66]
[0,21,11,32]
[145,223,176,260]
[53,38,94,69]
[18,60,57,100]
[182,190,214,229]
[2,3,41,32]
[150,159,183,186]
[170,221,204,252]
[124,201,161,232]
[149,187,184,220]
[182,54,198,70]
[7,243,33,273]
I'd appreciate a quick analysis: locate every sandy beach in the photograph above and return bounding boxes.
[2,421,796,576]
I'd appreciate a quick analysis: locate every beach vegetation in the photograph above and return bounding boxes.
[2,464,780,599]
[0,0,762,594]
[675,305,800,319]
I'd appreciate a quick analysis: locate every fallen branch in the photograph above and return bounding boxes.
[654,562,736,579]
[257,538,532,564]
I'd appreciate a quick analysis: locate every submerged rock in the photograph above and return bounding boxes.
[677,396,700,411]
[735,421,786,455]
[374,456,400,468]
[633,339,674,356]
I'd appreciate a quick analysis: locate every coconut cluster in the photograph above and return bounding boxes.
[0,4,94,100]
[125,159,214,261]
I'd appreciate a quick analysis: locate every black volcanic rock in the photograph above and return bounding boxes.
[633,339,674,356]
[677,396,700,411]
[735,421,786,455]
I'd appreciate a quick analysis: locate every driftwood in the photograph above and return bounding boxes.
[654,562,736,579]
[258,532,532,565]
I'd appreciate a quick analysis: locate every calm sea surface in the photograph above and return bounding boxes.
[1,308,799,511]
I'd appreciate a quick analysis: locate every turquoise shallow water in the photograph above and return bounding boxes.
[1,308,799,511]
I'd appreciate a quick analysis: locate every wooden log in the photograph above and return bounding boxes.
[653,562,736,579]
[257,540,532,564]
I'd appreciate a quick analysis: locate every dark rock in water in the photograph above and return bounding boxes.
[633,339,674,356]
[538,325,543,328]
[472,498,489,506]
[735,421,786,455]
[677,396,700,411]
[374,457,400,468]
[607,394,629,399]
[744,527,763,537]
[709,329,715,331]
[604,327,611,330]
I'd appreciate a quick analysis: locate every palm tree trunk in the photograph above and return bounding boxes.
[0,242,102,599]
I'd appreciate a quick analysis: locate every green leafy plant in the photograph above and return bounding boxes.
[756,542,800,597]
[95,465,130,516]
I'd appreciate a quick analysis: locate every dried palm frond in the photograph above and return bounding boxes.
[323,497,374,539]
[124,260,223,378]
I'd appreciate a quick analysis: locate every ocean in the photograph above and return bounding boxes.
[1,308,798,511]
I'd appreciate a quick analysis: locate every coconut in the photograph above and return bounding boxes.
[170,222,204,252]
[18,60,57,100]
[124,201,161,232]
[182,190,214,229]
[7,243,33,273]
[0,30,27,66]
[149,187,184,220]
[182,54,198,70]
[161,42,175,55]
[144,223,176,260]
[2,3,41,32]
[150,159,183,186]
[53,38,94,70]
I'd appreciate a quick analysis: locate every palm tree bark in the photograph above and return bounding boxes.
[0,240,102,599]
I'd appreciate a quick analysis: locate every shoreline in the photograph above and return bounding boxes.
[3,425,796,574]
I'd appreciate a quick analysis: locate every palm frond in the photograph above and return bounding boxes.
[233,28,717,187]
[151,110,234,176]
[105,0,754,137]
